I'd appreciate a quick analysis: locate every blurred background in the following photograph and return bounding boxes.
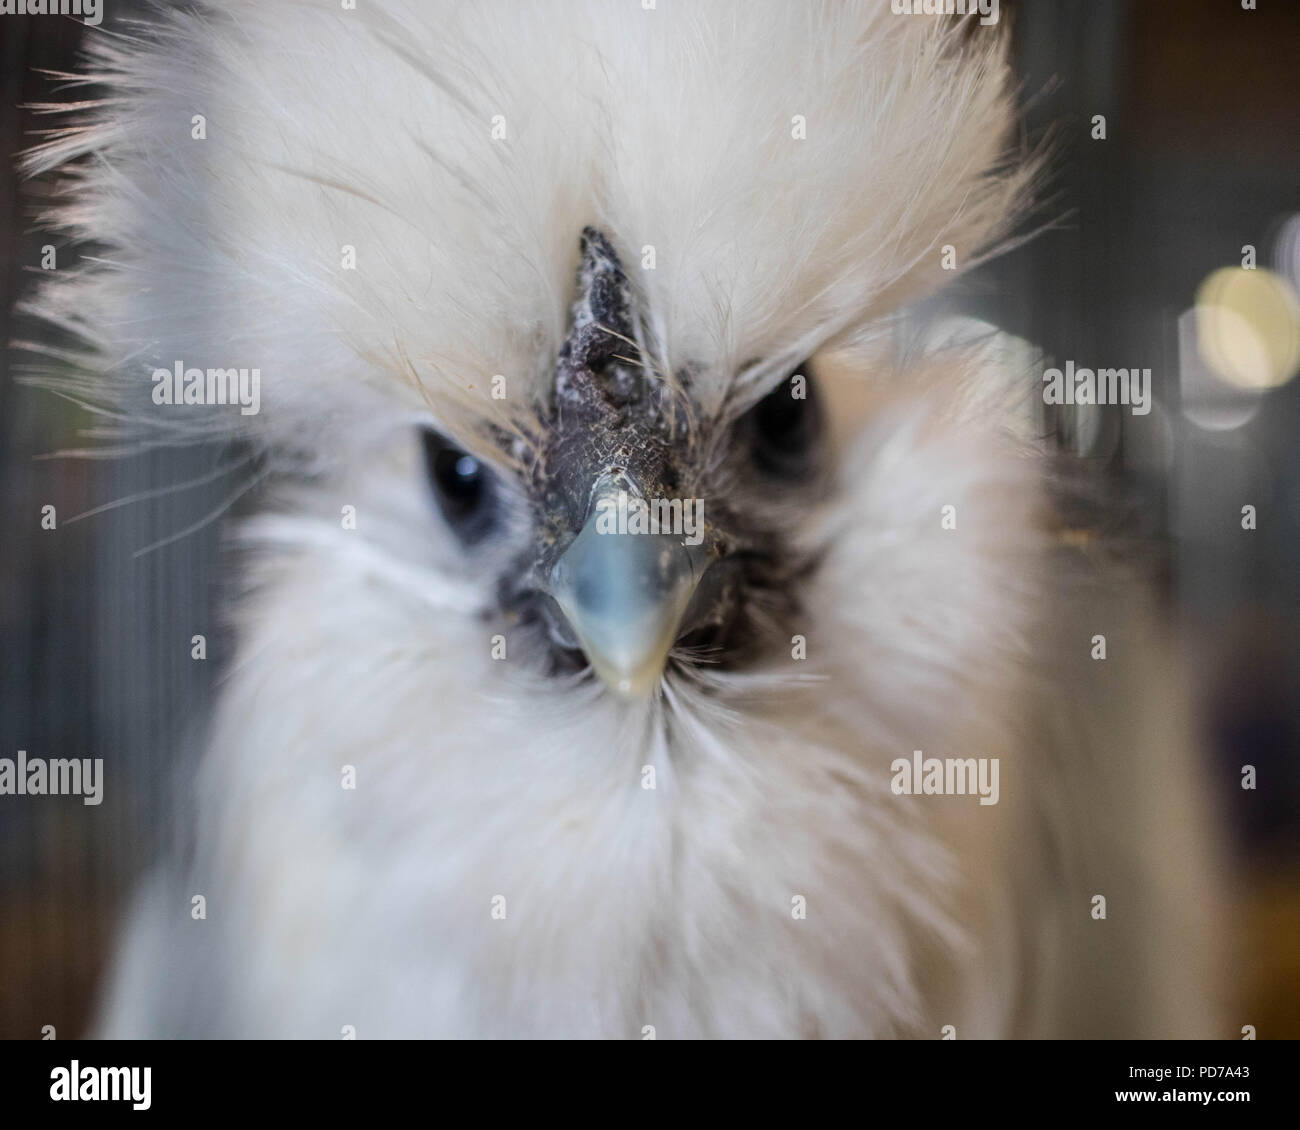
[2,0,1298,1038]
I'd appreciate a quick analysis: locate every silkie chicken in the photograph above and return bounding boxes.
[25,0,1224,1038]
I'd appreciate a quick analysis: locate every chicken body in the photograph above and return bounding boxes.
[26,1,1223,1038]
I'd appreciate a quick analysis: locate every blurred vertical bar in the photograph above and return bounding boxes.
[1,1,99,1043]
[1,3,223,1038]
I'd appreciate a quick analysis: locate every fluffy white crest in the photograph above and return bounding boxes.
[23,0,1031,465]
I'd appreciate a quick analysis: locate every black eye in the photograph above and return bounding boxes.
[747,362,821,478]
[421,428,496,543]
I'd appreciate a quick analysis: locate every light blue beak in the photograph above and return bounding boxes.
[547,479,708,697]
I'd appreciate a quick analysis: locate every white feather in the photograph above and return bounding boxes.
[25,1,1222,1037]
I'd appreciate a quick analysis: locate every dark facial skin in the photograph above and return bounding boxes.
[423,227,830,681]
[533,227,690,565]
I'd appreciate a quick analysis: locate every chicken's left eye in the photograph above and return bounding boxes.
[746,361,822,479]
[421,428,496,543]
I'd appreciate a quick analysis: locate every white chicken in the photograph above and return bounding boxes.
[27,0,1223,1038]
